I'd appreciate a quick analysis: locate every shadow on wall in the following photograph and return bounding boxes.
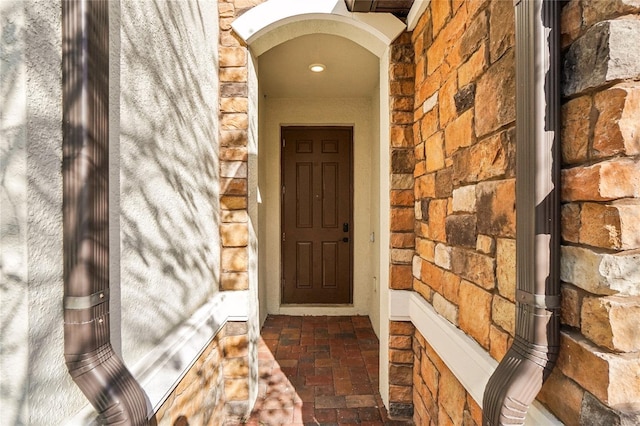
[1,1,70,423]
[117,0,222,365]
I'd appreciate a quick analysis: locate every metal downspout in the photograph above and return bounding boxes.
[63,1,149,424]
[482,1,561,425]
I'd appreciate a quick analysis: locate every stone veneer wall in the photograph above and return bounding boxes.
[392,0,640,425]
[153,321,250,425]
[537,1,640,424]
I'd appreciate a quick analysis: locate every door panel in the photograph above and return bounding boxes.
[281,127,353,304]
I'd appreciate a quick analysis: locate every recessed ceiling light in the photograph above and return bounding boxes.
[309,63,326,73]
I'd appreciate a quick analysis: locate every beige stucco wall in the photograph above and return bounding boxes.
[0,1,85,423]
[261,97,377,316]
[117,0,221,366]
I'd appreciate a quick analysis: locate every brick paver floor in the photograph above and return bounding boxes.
[241,315,414,425]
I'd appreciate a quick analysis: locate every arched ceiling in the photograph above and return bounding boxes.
[258,33,379,98]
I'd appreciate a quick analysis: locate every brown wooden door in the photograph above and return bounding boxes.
[281,127,353,304]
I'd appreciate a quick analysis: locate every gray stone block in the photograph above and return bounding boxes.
[564,19,640,97]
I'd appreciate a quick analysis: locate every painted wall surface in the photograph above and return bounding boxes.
[117,0,221,366]
[262,97,375,316]
[0,1,88,423]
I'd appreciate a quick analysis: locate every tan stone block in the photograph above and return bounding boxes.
[433,292,458,325]
[489,0,515,63]
[219,47,247,67]
[459,280,492,348]
[439,76,459,128]
[220,29,243,47]
[582,0,640,29]
[220,195,247,210]
[224,357,249,379]
[492,295,515,336]
[439,366,466,425]
[416,237,436,262]
[561,158,640,202]
[392,173,414,190]
[469,127,515,182]
[557,331,640,407]
[221,209,248,223]
[538,369,584,426]
[561,96,591,164]
[389,385,413,403]
[452,184,476,213]
[428,198,448,242]
[579,201,640,250]
[390,349,414,364]
[561,203,581,244]
[220,129,247,147]
[219,66,247,83]
[221,112,248,130]
[390,335,413,350]
[451,247,496,290]
[560,283,582,328]
[414,141,426,162]
[476,234,494,255]
[390,364,413,386]
[224,335,249,358]
[489,325,510,362]
[390,190,414,207]
[391,232,415,249]
[441,270,461,305]
[220,146,248,161]
[225,378,249,401]
[460,9,488,61]
[496,238,516,302]
[561,0,583,49]
[220,97,248,113]
[476,179,516,238]
[220,177,247,195]
[475,49,515,137]
[415,174,436,198]
[426,131,445,172]
[420,107,440,141]
[458,43,487,87]
[431,0,452,37]
[593,84,640,157]
[391,264,413,290]
[419,352,439,398]
[392,95,415,112]
[582,295,640,352]
[392,248,414,264]
[392,111,414,125]
[391,125,414,148]
[390,320,415,335]
[221,272,248,290]
[421,260,445,293]
[221,223,248,247]
[444,109,474,156]
[391,207,415,232]
[220,161,247,179]
[221,247,247,272]
[414,161,426,178]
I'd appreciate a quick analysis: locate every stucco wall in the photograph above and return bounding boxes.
[262,97,375,316]
[0,0,86,423]
[117,0,221,366]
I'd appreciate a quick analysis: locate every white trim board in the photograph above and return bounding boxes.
[389,290,561,425]
[66,291,250,425]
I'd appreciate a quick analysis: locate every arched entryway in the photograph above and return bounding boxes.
[232,0,405,405]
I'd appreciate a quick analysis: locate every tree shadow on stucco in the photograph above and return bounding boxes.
[115,0,222,363]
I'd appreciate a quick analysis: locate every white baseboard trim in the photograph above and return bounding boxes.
[66,290,250,425]
[389,290,561,425]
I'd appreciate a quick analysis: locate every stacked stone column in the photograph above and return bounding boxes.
[537,2,640,424]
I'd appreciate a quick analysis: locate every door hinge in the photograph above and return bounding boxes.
[282,138,286,148]
[282,232,286,242]
[282,185,285,195]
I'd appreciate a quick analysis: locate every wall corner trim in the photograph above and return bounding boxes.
[406,0,430,31]
[389,290,561,425]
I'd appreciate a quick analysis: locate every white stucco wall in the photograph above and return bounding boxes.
[261,97,375,316]
[117,0,221,366]
[0,1,86,423]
